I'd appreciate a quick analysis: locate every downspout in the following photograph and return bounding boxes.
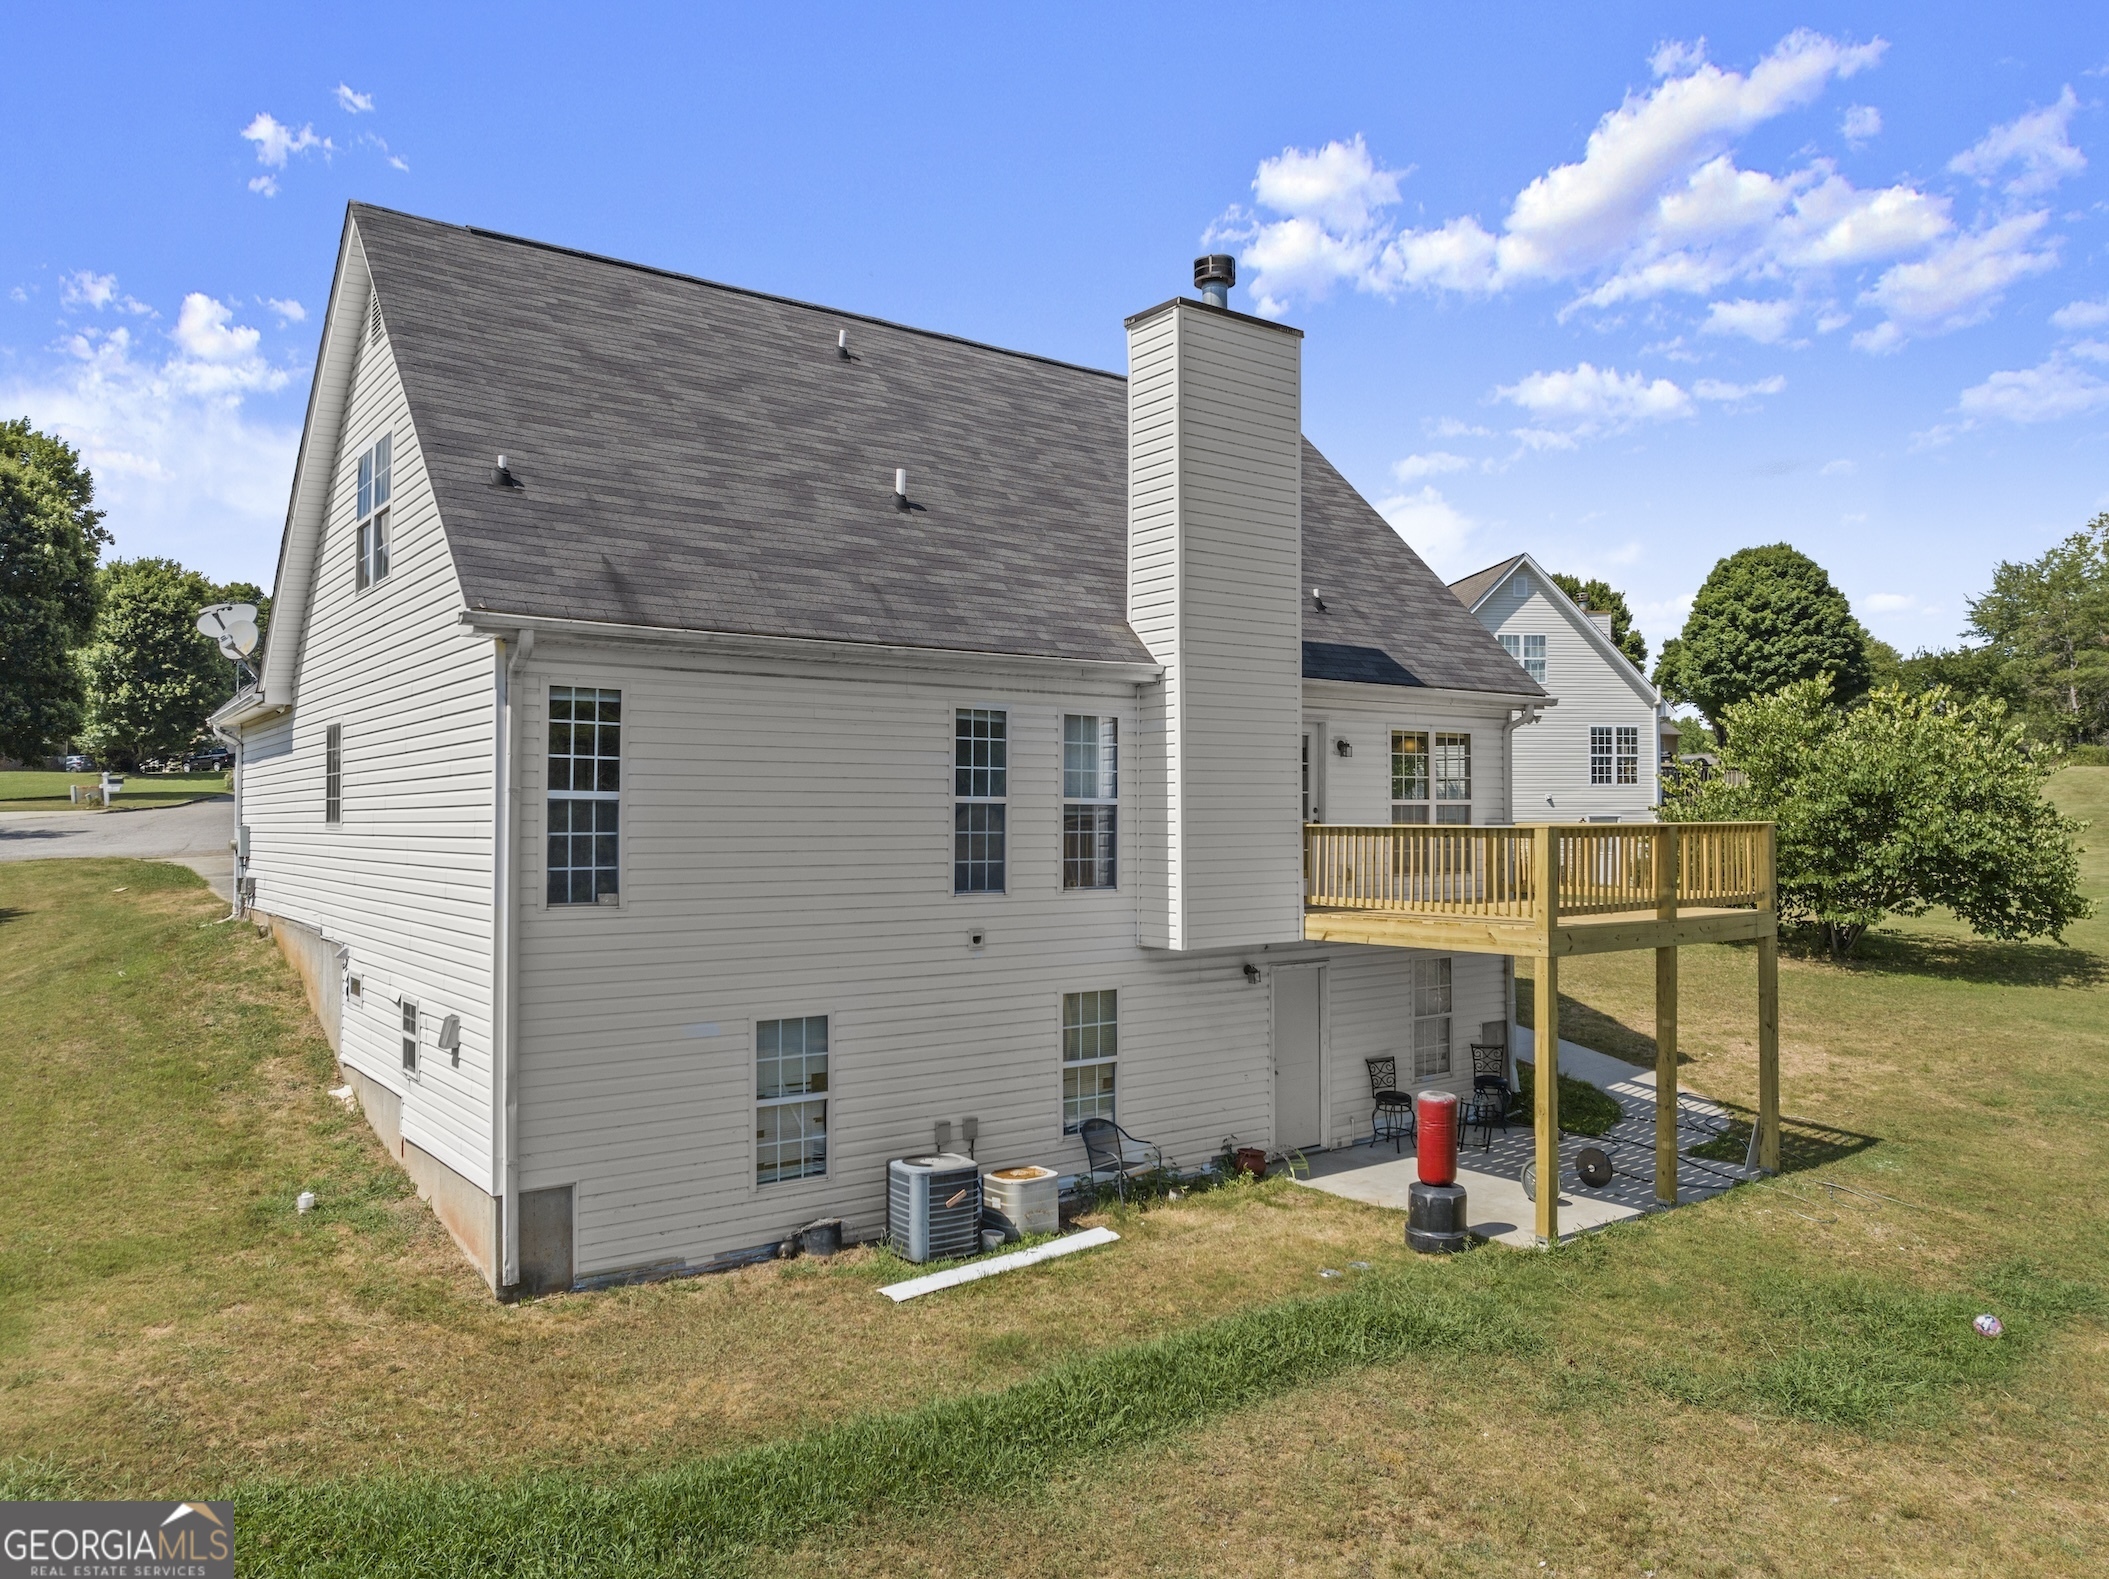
[1501,699,1551,1057]
[493,628,534,1290]
[209,713,246,920]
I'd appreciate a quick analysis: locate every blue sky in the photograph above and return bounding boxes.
[4,2,2104,659]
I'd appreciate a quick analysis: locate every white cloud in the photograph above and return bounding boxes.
[1856,210,2059,346]
[60,271,151,315]
[1701,297,1798,342]
[265,297,307,324]
[1957,353,2109,423]
[240,112,330,195]
[167,295,290,396]
[1863,592,1914,613]
[1392,451,1473,482]
[1496,362,1694,432]
[8,286,26,303]
[335,83,375,114]
[1820,458,1856,475]
[248,175,279,197]
[1430,417,1493,439]
[1949,87,2085,196]
[1693,374,1787,401]
[1841,104,1882,144]
[1377,485,1480,574]
[2052,298,2109,331]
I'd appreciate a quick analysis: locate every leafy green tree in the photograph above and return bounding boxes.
[1663,544,1872,738]
[0,418,109,760]
[1664,676,2091,957]
[1548,572,1648,669]
[79,559,253,770]
[1966,515,2109,746]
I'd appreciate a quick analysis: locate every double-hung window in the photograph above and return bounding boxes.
[1412,958,1452,1078]
[1589,726,1643,786]
[355,434,392,590]
[1390,730,1429,823]
[1062,989,1117,1131]
[324,723,342,823]
[1433,733,1472,824]
[756,1015,828,1184]
[1061,714,1117,889]
[400,999,419,1073]
[1499,633,1546,684]
[548,686,621,905]
[954,709,1006,893]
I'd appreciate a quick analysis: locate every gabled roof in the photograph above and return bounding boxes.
[262,205,1541,699]
[1447,550,1658,706]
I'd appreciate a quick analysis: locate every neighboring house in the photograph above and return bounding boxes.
[218,208,1545,1296]
[1449,554,1662,822]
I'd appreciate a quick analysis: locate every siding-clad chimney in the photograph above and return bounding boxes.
[1125,288,1305,951]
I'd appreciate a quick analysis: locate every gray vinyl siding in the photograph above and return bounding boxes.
[507,650,1491,1278]
[237,318,498,1188]
[1475,577,1659,821]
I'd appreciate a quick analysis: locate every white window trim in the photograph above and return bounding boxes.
[1499,632,1547,685]
[1061,987,1119,1134]
[1412,958,1453,1080]
[544,683,624,911]
[952,705,1009,897]
[1390,728,1430,823]
[751,1012,834,1191]
[400,996,420,1079]
[1433,732,1473,824]
[1060,712,1118,892]
[354,432,393,592]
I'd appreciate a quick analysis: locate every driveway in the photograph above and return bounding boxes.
[0,795,236,901]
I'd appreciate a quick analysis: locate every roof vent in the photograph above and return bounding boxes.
[837,329,850,360]
[491,454,520,489]
[893,468,909,511]
[1194,254,1236,309]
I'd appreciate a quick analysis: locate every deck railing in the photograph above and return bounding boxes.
[1304,821,1770,921]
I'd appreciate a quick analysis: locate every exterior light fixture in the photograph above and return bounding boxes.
[1242,963,1261,984]
[1334,738,1352,757]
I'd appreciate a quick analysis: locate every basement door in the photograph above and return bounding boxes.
[1273,965,1324,1152]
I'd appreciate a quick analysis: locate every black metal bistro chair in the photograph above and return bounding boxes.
[1462,1041,1514,1150]
[1365,1056,1416,1152]
[1077,1117,1165,1201]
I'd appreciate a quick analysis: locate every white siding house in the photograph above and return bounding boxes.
[1450,554,1662,823]
[219,208,1546,1296]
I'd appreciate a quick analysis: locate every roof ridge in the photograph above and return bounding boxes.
[349,201,1129,385]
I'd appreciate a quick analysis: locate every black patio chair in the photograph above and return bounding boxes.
[1365,1056,1416,1153]
[1465,1041,1514,1150]
[1077,1117,1165,1201]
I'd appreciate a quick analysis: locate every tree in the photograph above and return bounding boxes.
[1549,572,1647,669]
[1663,543,1872,738]
[79,559,255,770]
[0,418,109,760]
[1663,676,2091,958]
[1966,515,2109,746]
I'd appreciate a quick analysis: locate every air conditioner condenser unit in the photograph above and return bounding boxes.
[888,1153,982,1263]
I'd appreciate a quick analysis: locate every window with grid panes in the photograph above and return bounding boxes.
[954,708,1006,893]
[1390,730,1429,823]
[324,723,342,823]
[355,433,392,589]
[1412,958,1452,1078]
[756,1016,828,1183]
[1433,733,1472,824]
[400,999,419,1073]
[1062,989,1117,1131]
[1498,633,1546,683]
[1590,725,1614,784]
[1061,714,1117,889]
[1616,725,1640,784]
[547,686,621,904]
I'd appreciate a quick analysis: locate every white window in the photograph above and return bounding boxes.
[1590,726,1643,786]
[1434,733,1472,825]
[355,433,392,589]
[400,999,419,1073]
[1062,989,1117,1131]
[1412,958,1452,1079]
[324,722,342,823]
[1499,633,1546,684]
[756,1015,828,1184]
[1062,714,1117,889]
[1390,730,1429,824]
[548,686,620,905]
[954,709,1006,893]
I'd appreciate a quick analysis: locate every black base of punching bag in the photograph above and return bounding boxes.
[1406,1181,1469,1253]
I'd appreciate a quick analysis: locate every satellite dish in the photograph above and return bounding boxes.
[197,602,262,661]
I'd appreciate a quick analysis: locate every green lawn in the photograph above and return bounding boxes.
[0,769,229,811]
[1,771,2105,1576]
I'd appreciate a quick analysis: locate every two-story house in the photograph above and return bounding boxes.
[220,207,1779,1297]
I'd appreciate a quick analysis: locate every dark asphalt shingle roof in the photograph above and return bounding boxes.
[1447,555,1527,612]
[355,204,1539,696]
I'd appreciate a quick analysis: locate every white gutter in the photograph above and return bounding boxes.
[492,628,534,1290]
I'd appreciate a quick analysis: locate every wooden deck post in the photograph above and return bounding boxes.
[1756,823,1780,1174]
[1653,823,1679,1207]
[1532,826,1560,1246]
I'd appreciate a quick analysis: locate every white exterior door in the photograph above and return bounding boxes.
[1273,965,1323,1151]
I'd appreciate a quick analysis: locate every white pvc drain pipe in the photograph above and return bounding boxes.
[879,1226,1120,1303]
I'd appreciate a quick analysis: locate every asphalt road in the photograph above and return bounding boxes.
[0,795,236,900]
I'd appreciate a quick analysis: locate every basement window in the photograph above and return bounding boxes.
[756,1015,829,1184]
[355,433,392,590]
[1061,714,1117,890]
[400,999,419,1073]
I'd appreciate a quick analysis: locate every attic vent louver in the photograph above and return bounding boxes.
[367,295,383,343]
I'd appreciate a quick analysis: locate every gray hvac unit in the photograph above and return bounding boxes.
[887,1153,982,1263]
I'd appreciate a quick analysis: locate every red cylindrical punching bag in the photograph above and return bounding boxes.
[1416,1091,1458,1186]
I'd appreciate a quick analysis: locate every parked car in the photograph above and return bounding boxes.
[64,754,94,772]
[184,746,234,772]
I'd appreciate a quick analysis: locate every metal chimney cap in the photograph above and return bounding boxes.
[1194,254,1237,289]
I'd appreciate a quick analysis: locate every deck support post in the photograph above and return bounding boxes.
[1755,823,1780,1175]
[1653,824,1679,1207]
[1531,827,1560,1246]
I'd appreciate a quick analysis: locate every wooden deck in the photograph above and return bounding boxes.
[1301,820,1781,1243]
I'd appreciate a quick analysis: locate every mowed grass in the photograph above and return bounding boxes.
[2,771,2107,1575]
[0,768,230,811]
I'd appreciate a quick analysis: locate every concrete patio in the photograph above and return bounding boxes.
[1296,1029,1761,1247]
